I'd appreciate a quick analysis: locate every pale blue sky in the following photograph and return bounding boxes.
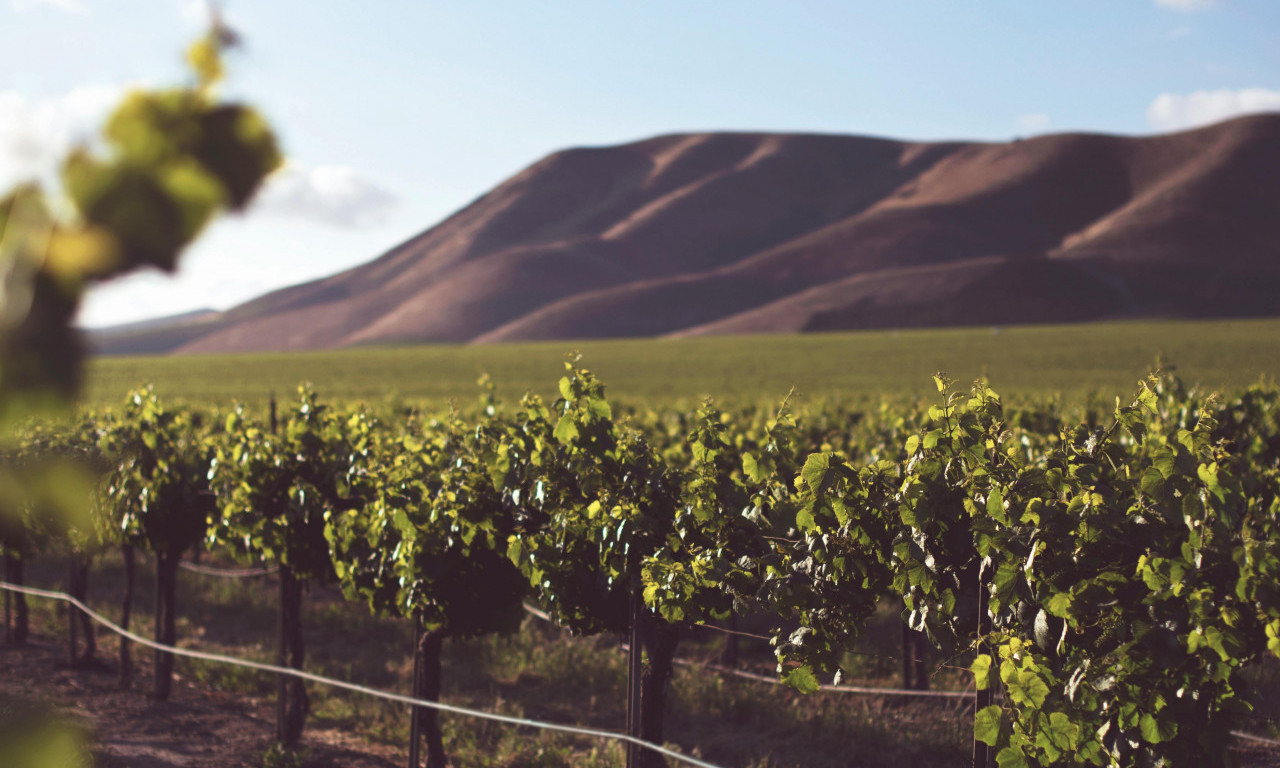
[2,0,1278,327]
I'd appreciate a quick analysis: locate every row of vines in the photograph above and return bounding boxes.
[3,363,1280,768]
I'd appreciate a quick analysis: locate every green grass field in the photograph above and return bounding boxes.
[85,318,1280,410]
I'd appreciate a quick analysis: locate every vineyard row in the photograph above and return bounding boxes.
[3,363,1280,768]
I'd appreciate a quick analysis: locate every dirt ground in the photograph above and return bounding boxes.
[1,632,401,768]
[5,618,1280,768]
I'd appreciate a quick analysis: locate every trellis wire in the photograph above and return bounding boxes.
[0,580,725,768]
[178,561,279,577]
[523,603,971,699]
[68,575,1279,748]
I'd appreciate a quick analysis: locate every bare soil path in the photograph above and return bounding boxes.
[1,633,400,768]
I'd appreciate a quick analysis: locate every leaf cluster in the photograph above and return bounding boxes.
[0,28,280,418]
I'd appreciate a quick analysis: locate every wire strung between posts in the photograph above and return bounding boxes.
[168,574,1280,722]
[0,581,726,768]
[692,619,951,668]
[1232,731,1280,748]
[669,653,975,699]
[16,580,1276,754]
[518,604,1280,723]
[522,603,971,700]
[695,623,773,642]
[178,561,279,578]
[522,602,552,622]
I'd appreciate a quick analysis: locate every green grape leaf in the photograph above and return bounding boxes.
[553,416,579,444]
[974,705,1003,746]
[782,665,821,694]
[972,654,994,690]
[995,746,1030,768]
[801,452,829,492]
[1001,661,1049,708]
[1139,712,1176,744]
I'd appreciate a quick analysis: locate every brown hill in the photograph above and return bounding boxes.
[93,113,1280,355]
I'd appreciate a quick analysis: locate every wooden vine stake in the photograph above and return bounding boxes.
[2,556,9,643]
[901,617,930,691]
[408,612,422,768]
[407,611,447,768]
[626,580,644,768]
[269,392,291,747]
[972,563,993,768]
[67,561,78,667]
[119,543,135,687]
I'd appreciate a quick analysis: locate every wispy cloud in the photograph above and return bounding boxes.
[1167,25,1193,40]
[8,0,89,14]
[1146,87,1280,130]
[0,85,119,189]
[254,163,398,228]
[0,86,397,230]
[178,0,207,24]
[1015,113,1052,134]
[1153,0,1218,12]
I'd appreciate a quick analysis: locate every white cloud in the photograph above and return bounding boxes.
[0,85,119,189]
[77,211,413,327]
[0,87,397,229]
[1153,0,1218,11]
[178,0,236,28]
[8,0,89,13]
[254,163,398,228]
[178,0,207,24]
[1146,88,1280,131]
[1015,113,1052,134]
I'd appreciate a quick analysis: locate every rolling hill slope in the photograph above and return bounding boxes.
[92,113,1280,354]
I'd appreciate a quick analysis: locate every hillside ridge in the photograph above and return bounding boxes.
[91,113,1280,355]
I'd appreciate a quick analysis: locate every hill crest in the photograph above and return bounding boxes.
[92,113,1280,355]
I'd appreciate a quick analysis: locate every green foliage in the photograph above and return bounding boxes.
[13,361,1280,768]
[0,695,91,768]
[891,374,1280,766]
[0,22,281,761]
[85,318,1280,411]
[98,387,216,556]
[0,412,115,568]
[212,387,371,583]
[642,400,780,627]
[260,742,305,768]
[508,360,682,635]
[722,396,903,687]
[325,394,527,636]
[0,27,280,418]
